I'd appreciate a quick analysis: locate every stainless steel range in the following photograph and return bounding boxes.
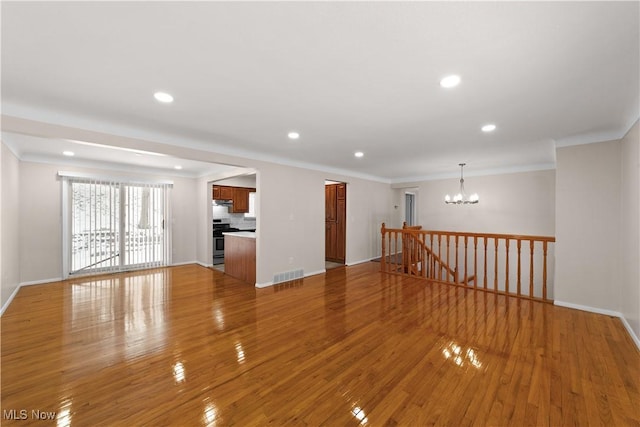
[212,220,240,265]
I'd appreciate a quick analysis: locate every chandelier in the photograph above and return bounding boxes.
[445,163,479,204]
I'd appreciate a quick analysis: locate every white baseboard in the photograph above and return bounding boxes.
[194,261,212,268]
[1,277,63,317]
[554,300,640,351]
[21,277,63,287]
[255,281,273,288]
[346,257,376,266]
[0,284,21,316]
[172,260,201,267]
[304,269,326,278]
[554,300,620,317]
[620,316,640,351]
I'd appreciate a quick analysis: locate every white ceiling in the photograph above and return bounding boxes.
[1,132,243,178]
[2,2,638,182]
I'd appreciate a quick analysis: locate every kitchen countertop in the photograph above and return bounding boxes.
[223,231,256,239]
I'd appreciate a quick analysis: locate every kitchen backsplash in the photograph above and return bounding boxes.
[212,205,256,229]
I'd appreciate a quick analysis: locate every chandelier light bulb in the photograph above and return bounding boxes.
[445,194,451,202]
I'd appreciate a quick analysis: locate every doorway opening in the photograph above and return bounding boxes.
[405,192,416,226]
[325,180,346,270]
[209,171,257,273]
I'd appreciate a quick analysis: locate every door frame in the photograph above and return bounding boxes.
[325,180,347,264]
[405,192,416,226]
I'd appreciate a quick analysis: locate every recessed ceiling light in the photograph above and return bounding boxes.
[481,124,497,132]
[63,151,74,156]
[154,91,174,103]
[174,165,183,170]
[354,151,364,158]
[440,75,461,88]
[288,132,300,140]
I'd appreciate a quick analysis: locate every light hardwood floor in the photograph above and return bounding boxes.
[2,263,639,426]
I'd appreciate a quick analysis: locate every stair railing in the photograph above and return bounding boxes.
[380,223,556,302]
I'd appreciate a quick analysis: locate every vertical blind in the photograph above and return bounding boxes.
[61,173,172,277]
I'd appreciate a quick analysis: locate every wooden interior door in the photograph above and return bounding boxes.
[325,183,346,263]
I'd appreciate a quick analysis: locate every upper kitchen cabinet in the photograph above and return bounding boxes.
[212,185,234,200]
[213,174,256,213]
[231,187,250,213]
[212,186,255,213]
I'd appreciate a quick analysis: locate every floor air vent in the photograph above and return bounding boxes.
[273,269,304,284]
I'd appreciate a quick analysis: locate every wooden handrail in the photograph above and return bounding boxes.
[380,223,556,302]
[405,229,556,243]
[383,222,458,282]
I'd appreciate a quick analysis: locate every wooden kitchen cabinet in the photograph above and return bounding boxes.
[212,185,234,200]
[228,187,256,213]
[224,233,256,284]
[213,185,256,214]
[231,187,250,213]
[220,186,234,200]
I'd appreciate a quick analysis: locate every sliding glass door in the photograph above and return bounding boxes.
[70,181,121,273]
[65,178,171,276]
[122,185,167,268]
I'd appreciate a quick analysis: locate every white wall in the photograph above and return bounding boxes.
[17,161,198,284]
[344,176,395,264]
[1,142,20,310]
[215,175,256,187]
[394,169,556,236]
[555,140,621,311]
[195,162,395,285]
[196,175,211,268]
[170,175,198,265]
[256,164,326,284]
[19,162,63,283]
[391,187,418,229]
[620,120,639,339]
